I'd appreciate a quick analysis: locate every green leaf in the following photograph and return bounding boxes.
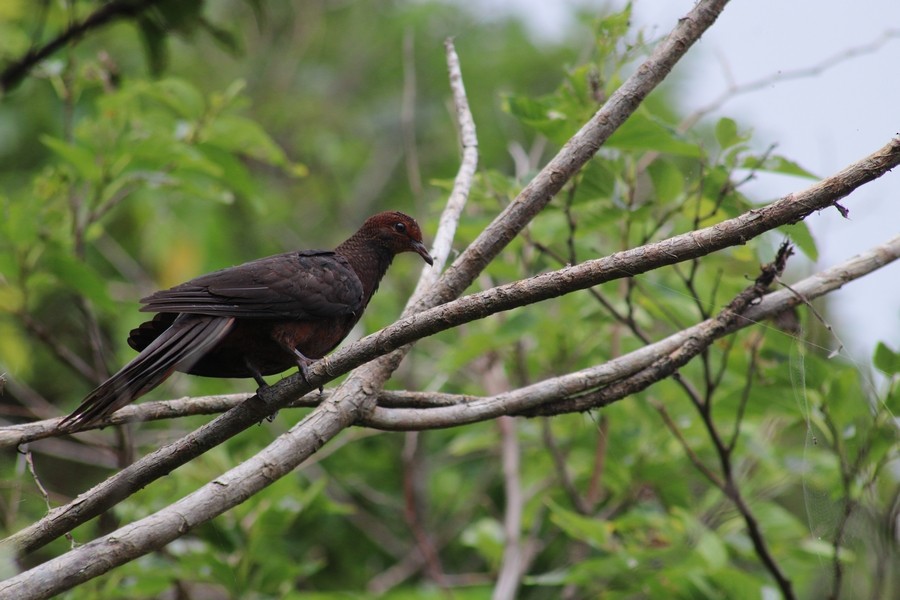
[607,114,703,157]
[1,195,40,245]
[40,136,102,182]
[707,567,765,600]
[874,342,900,376]
[196,143,256,198]
[41,247,114,312]
[199,19,243,56]
[744,154,818,179]
[594,4,632,60]
[574,159,616,203]
[546,499,614,550]
[460,517,504,566]
[146,78,206,120]
[502,94,573,142]
[204,114,289,166]
[715,117,742,149]
[647,158,684,202]
[694,527,728,570]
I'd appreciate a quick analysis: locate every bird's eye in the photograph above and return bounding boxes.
[393,222,407,233]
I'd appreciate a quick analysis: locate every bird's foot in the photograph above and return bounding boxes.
[293,349,323,393]
[254,383,280,424]
[245,360,280,422]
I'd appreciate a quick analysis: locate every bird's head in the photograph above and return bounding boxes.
[364,211,433,266]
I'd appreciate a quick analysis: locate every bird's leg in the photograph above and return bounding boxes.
[291,348,323,393]
[244,359,280,423]
[244,359,269,389]
[271,332,324,393]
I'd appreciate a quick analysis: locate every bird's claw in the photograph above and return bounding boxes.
[293,349,322,392]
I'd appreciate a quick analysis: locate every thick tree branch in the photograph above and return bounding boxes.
[322,0,735,411]
[428,0,733,307]
[366,234,899,427]
[0,204,884,449]
[0,0,165,95]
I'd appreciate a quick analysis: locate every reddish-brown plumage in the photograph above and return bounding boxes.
[60,211,432,429]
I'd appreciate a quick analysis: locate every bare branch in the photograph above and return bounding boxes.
[365,233,900,428]
[429,0,733,306]
[16,312,99,385]
[493,416,525,600]
[400,432,446,586]
[410,37,478,301]
[0,0,166,95]
[686,29,900,130]
[0,390,476,449]
[652,402,724,488]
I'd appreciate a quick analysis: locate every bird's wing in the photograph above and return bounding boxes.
[139,250,365,319]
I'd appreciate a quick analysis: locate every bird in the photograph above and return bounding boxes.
[60,211,433,430]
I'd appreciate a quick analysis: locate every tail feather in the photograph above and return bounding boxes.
[60,315,235,430]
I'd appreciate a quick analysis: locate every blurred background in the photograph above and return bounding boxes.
[0,1,897,598]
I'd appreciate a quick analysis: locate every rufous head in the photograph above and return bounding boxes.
[363,211,433,265]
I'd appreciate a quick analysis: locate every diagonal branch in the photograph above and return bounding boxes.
[364,233,899,427]
[313,0,738,453]
[685,28,900,130]
[426,0,734,307]
[0,0,166,95]
[3,233,898,447]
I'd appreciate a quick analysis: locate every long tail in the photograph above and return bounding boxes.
[60,314,235,430]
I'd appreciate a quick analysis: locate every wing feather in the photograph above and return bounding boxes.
[140,250,364,320]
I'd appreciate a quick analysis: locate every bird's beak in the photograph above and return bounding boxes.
[411,240,434,266]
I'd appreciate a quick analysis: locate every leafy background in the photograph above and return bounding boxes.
[0,1,897,598]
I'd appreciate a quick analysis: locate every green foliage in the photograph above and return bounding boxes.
[874,341,900,376]
[0,2,895,599]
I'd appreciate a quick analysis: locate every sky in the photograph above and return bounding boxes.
[462,0,900,365]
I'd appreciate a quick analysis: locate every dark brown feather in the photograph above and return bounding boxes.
[60,211,432,430]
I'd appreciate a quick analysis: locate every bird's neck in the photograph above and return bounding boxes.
[335,234,395,304]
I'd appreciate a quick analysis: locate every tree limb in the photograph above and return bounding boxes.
[0,0,166,95]
[364,233,900,427]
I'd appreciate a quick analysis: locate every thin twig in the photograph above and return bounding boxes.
[401,29,424,203]
[688,29,900,131]
[17,311,99,383]
[493,416,525,600]
[21,446,73,546]
[778,279,845,357]
[541,420,590,514]
[652,402,724,488]
[400,432,446,586]
[726,331,765,453]
[0,0,166,94]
